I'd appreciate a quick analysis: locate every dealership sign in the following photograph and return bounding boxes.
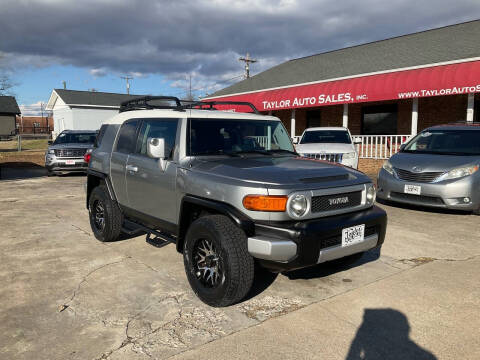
[206,60,480,112]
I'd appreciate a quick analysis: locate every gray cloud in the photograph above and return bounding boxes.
[1,0,479,93]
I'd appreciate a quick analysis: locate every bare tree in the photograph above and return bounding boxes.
[0,54,16,96]
[0,73,15,96]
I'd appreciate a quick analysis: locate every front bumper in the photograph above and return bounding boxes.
[45,156,88,173]
[377,169,480,210]
[247,205,387,271]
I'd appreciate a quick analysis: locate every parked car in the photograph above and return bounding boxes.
[45,130,97,176]
[86,97,387,307]
[377,123,480,214]
[295,127,359,168]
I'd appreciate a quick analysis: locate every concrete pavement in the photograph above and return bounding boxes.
[0,175,479,359]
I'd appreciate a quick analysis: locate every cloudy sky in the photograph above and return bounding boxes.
[1,0,479,114]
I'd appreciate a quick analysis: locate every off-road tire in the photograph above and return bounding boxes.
[47,170,55,177]
[88,184,123,242]
[473,207,480,216]
[183,215,254,307]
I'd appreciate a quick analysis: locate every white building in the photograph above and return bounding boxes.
[46,89,144,138]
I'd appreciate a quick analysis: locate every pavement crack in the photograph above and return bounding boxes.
[60,257,129,312]
[96,293,184,360]
[398,254,480,266]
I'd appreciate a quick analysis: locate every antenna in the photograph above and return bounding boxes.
[120,75,133,94]
[62,81,66,89]
[239,53,257,78]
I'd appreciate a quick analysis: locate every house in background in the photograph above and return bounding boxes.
[45,89,144,138]
[0,96,21,139]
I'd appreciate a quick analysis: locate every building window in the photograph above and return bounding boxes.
[306,110,322,128]
[362,104,398,135]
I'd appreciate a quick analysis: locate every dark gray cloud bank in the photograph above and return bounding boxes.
[1,0,479,93]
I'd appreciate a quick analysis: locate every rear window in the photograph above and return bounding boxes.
[94,125,107,148]
[115,120,139,154]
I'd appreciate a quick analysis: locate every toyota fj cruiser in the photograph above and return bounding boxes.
[86,96,387,307]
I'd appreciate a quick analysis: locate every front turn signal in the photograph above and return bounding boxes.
[243,195,288,212]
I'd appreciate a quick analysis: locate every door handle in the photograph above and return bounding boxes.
[126,164,138,173]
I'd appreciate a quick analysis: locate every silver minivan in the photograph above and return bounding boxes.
[377,124,480,214]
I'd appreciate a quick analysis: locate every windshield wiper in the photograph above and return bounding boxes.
[265,149,298,155]
[232,150,271,156]
[194,150,241,157]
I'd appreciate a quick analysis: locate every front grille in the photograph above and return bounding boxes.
[54,148,87,158]
[394,168,444,183]
[311,191,362,213]
[302,153,343,163]
[390,192,444,205]
[320,226,377,249]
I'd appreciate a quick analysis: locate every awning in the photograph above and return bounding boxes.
[205,60,480,112]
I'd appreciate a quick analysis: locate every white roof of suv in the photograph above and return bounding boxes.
[103,108,279,125]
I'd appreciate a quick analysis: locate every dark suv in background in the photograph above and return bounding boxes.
[45,130,97,176]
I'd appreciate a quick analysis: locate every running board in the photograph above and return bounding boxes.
[146,231,176,248]
[121,218,176,248]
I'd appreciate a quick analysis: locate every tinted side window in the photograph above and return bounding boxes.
[136,119,178,159]
[94,125,107,148]
[116,120,139,154]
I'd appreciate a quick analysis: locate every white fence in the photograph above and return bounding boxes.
[354,135,411,159]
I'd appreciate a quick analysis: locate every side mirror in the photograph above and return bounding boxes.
[292,137,299,144]
[353,137,362,145]
[48,140,53,145]
[147,138,166,159]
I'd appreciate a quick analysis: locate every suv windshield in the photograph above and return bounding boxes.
[403,130,480,156]
[54,132,97,145]
[188,118,294,156]
[300,130,351,144]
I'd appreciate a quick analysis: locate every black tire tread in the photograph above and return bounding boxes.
[185,215,254,307]
[89,184,123,242]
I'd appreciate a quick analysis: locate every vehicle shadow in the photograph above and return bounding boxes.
[244,263,279,301]
[283,247,381,280]
[346,308,437,359]
[377,197,471,216]
[0,162,47,180]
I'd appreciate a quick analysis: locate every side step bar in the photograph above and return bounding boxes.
[122,219,176,248]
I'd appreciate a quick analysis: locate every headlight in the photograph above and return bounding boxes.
[435,165,479,182]
[366,185,376,204]
[289,194,308,217]
[382,160,394,175]
[48,149,55,154]
[343,152,356,160]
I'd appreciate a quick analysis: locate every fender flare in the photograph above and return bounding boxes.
[177,195,255,252]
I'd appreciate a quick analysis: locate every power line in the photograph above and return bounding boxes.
[239,53,257,78]
[120,76,133,94]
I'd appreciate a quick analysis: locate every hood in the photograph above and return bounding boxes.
[390,152,480,172]
[48,143,94,150]
[190,156,369,189]
[295,143,355,154]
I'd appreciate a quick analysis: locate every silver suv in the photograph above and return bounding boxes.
[86,96,387,306]
[45,130,97,176]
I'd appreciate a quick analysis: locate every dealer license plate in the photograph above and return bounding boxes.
[404,184,421,195]
[65,160,75,165]
[342,224,365,247]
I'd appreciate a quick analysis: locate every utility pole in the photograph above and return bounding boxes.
[239,53,257,79]
[120,76,133,94]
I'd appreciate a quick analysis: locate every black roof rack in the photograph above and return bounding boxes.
[119,96,259,114]
[181,100,260,114]
[119,96,183,113]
